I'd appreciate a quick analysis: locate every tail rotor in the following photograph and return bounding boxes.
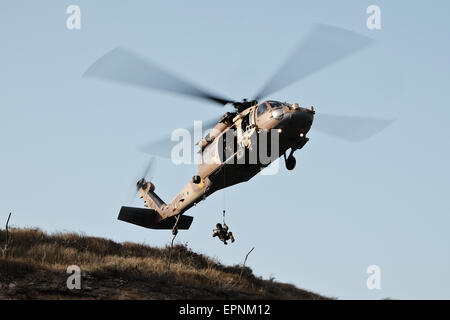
[131,157,156,201]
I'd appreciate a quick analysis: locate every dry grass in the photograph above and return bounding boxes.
[0,228,327,300]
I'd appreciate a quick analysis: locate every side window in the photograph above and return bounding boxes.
[257,103,268,117]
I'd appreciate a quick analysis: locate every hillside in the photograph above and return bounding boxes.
[0,228,327,300]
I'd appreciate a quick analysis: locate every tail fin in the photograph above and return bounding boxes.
[118,206,193,230]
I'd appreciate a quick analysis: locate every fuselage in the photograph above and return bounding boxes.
[198,100,314,178]
[138,101,314,221]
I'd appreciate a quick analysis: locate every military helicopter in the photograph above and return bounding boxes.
[84,24,393,234]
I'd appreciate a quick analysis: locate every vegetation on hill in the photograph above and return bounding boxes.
[0,228,327,299]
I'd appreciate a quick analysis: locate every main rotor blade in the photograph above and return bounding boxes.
[84,47,233,106]
[139,117,220,159]
[254,24,374,100]
[313,113,395,142]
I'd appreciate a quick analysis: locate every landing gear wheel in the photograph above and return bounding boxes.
[286,155,296,170]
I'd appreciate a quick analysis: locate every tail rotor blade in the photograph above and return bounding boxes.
[132,157,157,201]
[141,157,156,181]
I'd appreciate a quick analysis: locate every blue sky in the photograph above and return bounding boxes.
[1,0,450,299]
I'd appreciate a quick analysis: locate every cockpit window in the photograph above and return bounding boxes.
[267,101,283,109]
[257,102,268,116]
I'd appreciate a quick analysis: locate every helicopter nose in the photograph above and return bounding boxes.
[278,109,314,137]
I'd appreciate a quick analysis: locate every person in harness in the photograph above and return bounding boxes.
[212,222,235,245]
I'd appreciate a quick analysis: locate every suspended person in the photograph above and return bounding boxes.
[212,222,235,245]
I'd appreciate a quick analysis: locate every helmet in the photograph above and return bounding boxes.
[216,223,222,229]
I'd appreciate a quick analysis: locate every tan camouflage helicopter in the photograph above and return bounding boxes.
[85,24,393,235]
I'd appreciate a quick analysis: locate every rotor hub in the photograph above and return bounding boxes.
[232,99,258,112]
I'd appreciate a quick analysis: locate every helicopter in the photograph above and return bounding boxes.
[84,24,393,234]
